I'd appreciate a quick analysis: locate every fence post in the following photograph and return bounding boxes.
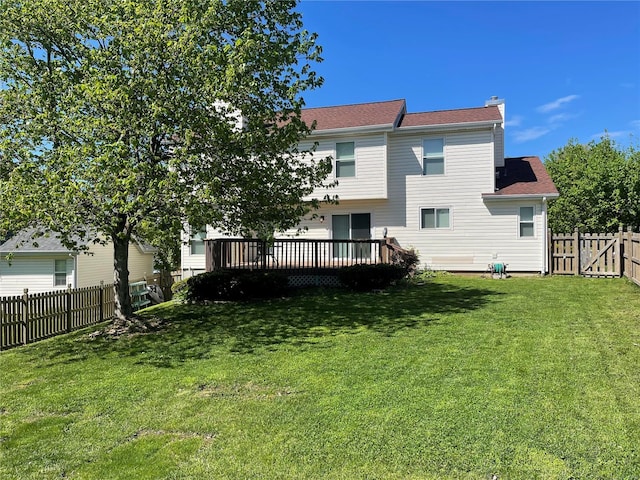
[626,226,633,280]
[99,281,104,322]
[22,288,29,345]
[66,284,72,333]
[617,226,624,277]
[574,228,580,275]
[547,228,553,275]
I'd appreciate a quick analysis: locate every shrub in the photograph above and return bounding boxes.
[337,263,406,291]
[391,248,420,276]
[185,270,289,302]
[170,278,189,301]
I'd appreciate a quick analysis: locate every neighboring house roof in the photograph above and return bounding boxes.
[300,99,406,132]
[398,106,503,128]
[0,229,78,254]
[0,229,157,255]
[483,156,560,199]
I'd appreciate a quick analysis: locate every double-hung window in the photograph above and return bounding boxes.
[421,208,450,229]
[190,228,206,255]
[54,259,67,287]
[423,138,444,175]
[519,207,535,237]
[336,142,355,178]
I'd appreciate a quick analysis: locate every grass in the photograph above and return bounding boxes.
[1,275,639,479]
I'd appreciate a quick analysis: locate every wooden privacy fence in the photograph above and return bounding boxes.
[0,282,115,351]
[549,227,640,286]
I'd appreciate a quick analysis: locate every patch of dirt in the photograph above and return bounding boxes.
[196,381,300,400]
[127,429,216,442]
[87,315,166,340]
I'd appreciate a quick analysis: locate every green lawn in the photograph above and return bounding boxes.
[1,275,639,479]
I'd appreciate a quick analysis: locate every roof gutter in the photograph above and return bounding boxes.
[481,193,560,201]
[396,119,501,133]
[309,123,396,136]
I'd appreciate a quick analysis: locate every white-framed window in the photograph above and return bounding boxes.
[422,138,445,175]
[190,228,207,255]
[54,259,67,287]
[335,141,355,178]
[519,206,535,237]
[421,207,451,229]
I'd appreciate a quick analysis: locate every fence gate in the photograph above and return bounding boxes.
[579,233,621,277]
[550,229,626,277]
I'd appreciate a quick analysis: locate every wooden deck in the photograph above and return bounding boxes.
[205,238,396,273]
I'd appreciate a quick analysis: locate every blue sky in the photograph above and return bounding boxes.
[296,1,640,160]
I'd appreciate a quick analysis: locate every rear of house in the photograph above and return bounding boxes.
[180,97,559,278]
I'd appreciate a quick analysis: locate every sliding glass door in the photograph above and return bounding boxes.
[332,213,371,259]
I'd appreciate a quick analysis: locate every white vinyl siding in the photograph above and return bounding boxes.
[0,256,73,296]
[76,241,154,287]
[302,134,387,200]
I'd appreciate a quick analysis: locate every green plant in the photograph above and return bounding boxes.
[185,270,289,302]
[391,248,420,276]
[337,263,406,291]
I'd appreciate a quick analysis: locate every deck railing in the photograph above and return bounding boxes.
[205,238,394,272]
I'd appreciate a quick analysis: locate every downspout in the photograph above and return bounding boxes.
[541,197,547,275]
[71,253,78,288]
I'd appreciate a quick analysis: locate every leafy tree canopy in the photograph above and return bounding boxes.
[0,0,331,321]
[546,136,640,233]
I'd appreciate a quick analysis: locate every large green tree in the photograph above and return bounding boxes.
[0,0,331,322]
[546,136,640,233]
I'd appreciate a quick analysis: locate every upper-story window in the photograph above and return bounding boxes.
[519,207,535,237]
[422,138,444,175]
[336,142,355,178]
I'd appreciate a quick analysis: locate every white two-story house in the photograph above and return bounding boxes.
[181,97,559,277]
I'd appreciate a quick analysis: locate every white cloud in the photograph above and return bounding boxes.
[505,115,523,127]
[620,82,636,88]
[548,112,578,124]
[536,95,580,113]
[591,130,630,140]
[513,127,551,143]
[631,120,640,130]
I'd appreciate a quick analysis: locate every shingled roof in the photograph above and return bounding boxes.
[483,157,559,198]
[0,229,79,253]
[399,106,502,128]
[300,99,504,132]
[300,99,406,131]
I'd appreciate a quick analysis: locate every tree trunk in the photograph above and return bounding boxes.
[113,234,133,321]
